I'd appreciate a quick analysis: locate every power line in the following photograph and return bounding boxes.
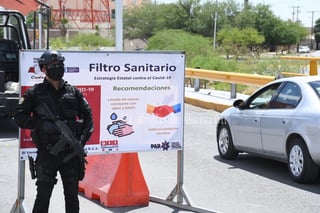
[296,6,301,22]
[307,10,320,49]
[307,10,320,27]
[290,5,301,22]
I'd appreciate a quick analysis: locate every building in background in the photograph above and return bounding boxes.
[43,0,147,30]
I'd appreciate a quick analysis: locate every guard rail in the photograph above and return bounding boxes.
[280,56,320,76]
[185,56,319,98]
[185,68,311,98]
[185,68,275,87]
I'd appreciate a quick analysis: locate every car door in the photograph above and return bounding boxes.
[230,83,281,152]
[260,82,301,156]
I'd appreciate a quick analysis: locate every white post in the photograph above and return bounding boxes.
[10,148,28,213]
[213,0,218,49]
[115,0,123,51]
[38,11,42,49]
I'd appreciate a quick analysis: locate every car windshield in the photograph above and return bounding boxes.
[309,81,320,97]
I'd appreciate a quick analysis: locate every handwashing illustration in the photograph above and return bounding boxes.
[107,112,134,137]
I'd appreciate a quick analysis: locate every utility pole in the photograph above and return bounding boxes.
[290,6,301,22]
[296,6,300,22]
[213,0,218,49]
[291,6,296,21]
[308,11,320,50]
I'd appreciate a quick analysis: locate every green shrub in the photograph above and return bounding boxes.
[50,33,114,50]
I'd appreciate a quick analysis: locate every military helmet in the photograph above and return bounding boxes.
[38,50,65,68]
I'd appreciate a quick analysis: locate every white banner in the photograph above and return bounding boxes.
[19,50,185,159]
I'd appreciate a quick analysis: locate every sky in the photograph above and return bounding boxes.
[156,0,319,27]
[241,0,319,27]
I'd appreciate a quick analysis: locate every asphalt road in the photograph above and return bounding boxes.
[2,104,320,213]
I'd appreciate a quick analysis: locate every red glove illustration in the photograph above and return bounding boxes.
[147,103,181,118]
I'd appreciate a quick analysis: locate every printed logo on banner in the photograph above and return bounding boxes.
[100,140,119,152]
[27,63,45,82]
[65,67,79,73]
[151,140,170,151]
[170,141,182,149]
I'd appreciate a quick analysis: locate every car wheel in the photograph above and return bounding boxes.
[217,123,239,160]
[288,137,319,183]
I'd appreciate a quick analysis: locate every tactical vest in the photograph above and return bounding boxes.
[31,82,81,149]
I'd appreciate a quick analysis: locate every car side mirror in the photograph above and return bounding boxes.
[233,99,245,109]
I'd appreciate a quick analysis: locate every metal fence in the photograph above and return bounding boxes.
[185,56,320,98]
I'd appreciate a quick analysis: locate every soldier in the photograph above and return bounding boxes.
[14,50,94,213]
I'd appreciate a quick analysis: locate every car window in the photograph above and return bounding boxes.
[248,83,280,109]
[0,40,19,63]
[271,82,301,109]
[309,81,320,97]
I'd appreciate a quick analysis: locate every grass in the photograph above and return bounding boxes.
[200,55,310,94]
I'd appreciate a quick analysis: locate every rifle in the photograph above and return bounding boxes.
[37,103,87,164]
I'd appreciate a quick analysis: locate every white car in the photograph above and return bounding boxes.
[216,76,320,183]
[298,46,310,53]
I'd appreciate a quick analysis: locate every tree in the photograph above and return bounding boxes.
[315,33,320,50]
[146,29,212,66]
[192,0,240,37]
[175,0,201,33]
[59,18,68,37]
[242,27,265,55]
[217,27,264,60]
[249,4,282,51]
[123,0,307,52]
[314,18,320,50]
[234,5,256,29]
[123,3,159,43]
[123,3,183,43]
[191,1,216,37]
